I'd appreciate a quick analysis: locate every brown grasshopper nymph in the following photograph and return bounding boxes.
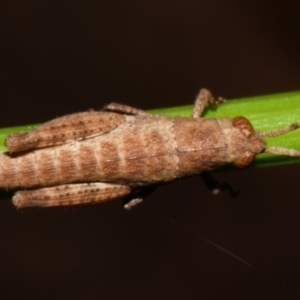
[2,89,300,209]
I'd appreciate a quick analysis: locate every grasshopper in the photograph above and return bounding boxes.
[2,89,300,209]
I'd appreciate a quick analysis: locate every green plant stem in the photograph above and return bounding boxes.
[1,91,300,168]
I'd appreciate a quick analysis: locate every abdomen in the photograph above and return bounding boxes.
[0,116,179,188]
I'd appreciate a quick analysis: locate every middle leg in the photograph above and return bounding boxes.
[193,88,226,118]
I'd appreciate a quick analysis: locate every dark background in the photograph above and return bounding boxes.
[1,1,300,299]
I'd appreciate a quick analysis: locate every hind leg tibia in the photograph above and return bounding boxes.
[104,103,150,116]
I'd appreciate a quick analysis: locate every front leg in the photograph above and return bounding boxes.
[12,182,132,208]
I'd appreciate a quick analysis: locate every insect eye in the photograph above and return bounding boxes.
[233,152,255,168]
[231,116,254,138]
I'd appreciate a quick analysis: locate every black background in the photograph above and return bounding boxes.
[1,1,300,299]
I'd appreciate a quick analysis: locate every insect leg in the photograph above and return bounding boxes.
[123,185,158,210]
[5,111,125,153]
[193,89,226,118]
[12,182,131,208]
[104,102,150,116]
[200,173,239,198]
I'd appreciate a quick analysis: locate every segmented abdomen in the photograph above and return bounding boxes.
[0,116,179,188]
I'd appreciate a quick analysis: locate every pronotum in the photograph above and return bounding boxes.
[2,89,300,209]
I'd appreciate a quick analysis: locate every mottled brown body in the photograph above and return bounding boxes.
[0,115,265,189]
[2,89,300,208]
